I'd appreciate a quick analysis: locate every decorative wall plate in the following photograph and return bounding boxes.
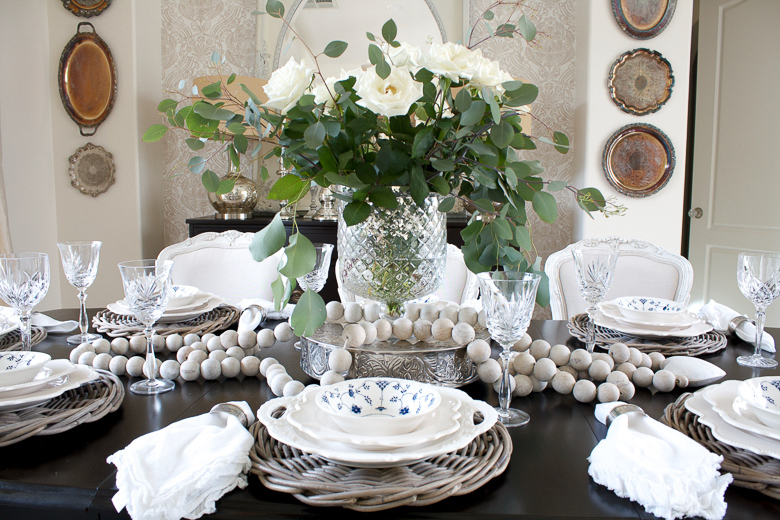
[612,0,677,39]
[61,0,111,18]
[58,22,117,136]
[609,48,673,115]
[602,123,675,197]
[68,143,115,197]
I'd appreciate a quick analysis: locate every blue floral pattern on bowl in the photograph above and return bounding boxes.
[0,351,51,387]
[737,376,780,430]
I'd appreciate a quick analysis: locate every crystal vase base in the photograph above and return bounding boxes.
[736,355,778,369]
[496,407,530,428]
[130,378,175,395]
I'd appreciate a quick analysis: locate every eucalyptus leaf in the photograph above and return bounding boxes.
[517,15,537,41]
[265,0,284,18]
[233,133,248,154]
[193,102,235,121]
[411,126,435,158]
[460,100,486,126]
[200,81,222,99]
[201,169,220,192]
[142,124,168,142]
[279,233,316,279]
[455,88,472,112]
[185,138,205,151]
[216,177,236,195]
[515,225,533,251]
[410,165,429,207]
[157,99,178,114]
[342,200,371,225]
[438,196,456,213]
[368,44,383,65]
[271,275,293,313]
[304,122,326,149]
[376,59,391,80]
[268,175,309,202]
[552,131,570,154]
[188,156,207,175]
[532,191,558,223]
[368,186,399,209]
[249,213,286,262]
[489,120,514,148]
[290,290,327,337]
[323,40,348,58]
[548,180,567,192]
[382,19,398,43]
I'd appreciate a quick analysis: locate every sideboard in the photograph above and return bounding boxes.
[186,213,471,304]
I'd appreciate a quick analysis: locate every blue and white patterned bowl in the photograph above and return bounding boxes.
[316,377,442,436]
[168,285,199,307]
[612,296,686,324]
[0,351,51,387]
[738,377,780,430]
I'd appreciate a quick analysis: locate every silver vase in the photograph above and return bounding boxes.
[207,164,258,220]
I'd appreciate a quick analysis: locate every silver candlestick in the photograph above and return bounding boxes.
[313,187,338,220]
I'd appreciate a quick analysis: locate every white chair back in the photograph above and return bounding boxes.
[157,230,283,306]
[544,237,693,320]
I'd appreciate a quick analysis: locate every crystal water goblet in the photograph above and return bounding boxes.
[736,252,780,369]
[572,245,620,353]
[0,253,50,351]
[296,243,334,293]
[57,241,102,345]
[118,259,175,395]
[477,271,541,428]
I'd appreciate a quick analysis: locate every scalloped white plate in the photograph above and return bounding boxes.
[0,360,77,398]
[108,295,225,323]
[0,306,20,338]
[598,302,700,330]
[0,365,99,413]
[701,380,780,442]
[594,310,712,338]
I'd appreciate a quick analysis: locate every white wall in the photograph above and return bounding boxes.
[574,0,693,254]
[0,0,163,311]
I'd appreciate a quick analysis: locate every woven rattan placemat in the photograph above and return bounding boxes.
[249,417,512,511]
[92,305,239,337]
[0,326,47,352]
[662,393,780,499]
[0,369,124,446]
[568,314,727,356]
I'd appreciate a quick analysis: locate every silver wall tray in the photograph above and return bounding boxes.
[611,0,677,40]
[608,48,674,115]
[68,143,115,197]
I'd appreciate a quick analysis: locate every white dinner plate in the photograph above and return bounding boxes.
[0,306,20,338]
[598,302,700,330]
[285,387,463,451]
[0,359,77,398]
[594,310,712,338]
[257,386,498,468]
[107,295,225,323]
[111,292,217,314]
[685,382,780,458]
[701,380,780,442]
[0,364,100,413]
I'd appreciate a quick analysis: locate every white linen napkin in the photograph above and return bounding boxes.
[107,401,255,520]
[589,402,732,520]
[237,298,294,327]
[30,313,78,333]
[697,299,775,352]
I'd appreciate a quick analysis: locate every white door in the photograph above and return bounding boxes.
[688,0,780,326]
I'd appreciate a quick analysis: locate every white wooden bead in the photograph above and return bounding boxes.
[639,353,653,369]
[188,349,208,364]
[259,357,279,376]
[573,380,597,403]
[265,364,286,382]
[191,341,208,352]
[152,335,165,353]
[493,375,517,394]
[608,342,630,364]
[78,351,97,366]
[451,323,475,345]
[283,380,305,397]
[209,350,228,363]
[591,352,614,371]
[617,381,635,400]
[238,330,257,349]
[374,319,392,341]
[220,330,239,349]
[166,334,184,352]
[274,322,295,342]
[533,358,557,382]
[326,301,344,321]
[226,346,245,360]
[328,348,353,373]
[202,333,217,345]
[176,346,194,364]
[606,371,630,386]
[413,320,433,341]
[511,351,534,375]
[529,374,547,392]
[615,362,637,379]
[633,366,655,388]
[92,338,110,354]
[160,360,181,380]
[359,321,377,343]
[507,352,518,376]
[110,337,130,356]
[512,333,532,352]
[109,355,128,376]
[256,329,276,348]
[69,344,90,363]
[392,318,415,341]
[342,302,363,323]
[221,357,241,378]
[125,356,145,377]
[431,318,454,341]
[549,344,571,366]
[529,339,551,360]
[404,303,421,322]
[569,349,592,371]
[142,358,162,378]
[200,359,221,380]
[129,336,146,354]
[551,371,576,394]
[676,374,689,388]
[92,353,112,371]
[269,372,292,395]
[343,323,367,347]
[653,369,676,392]
[183,333,200,346]
[648,352,666,371]
[439,306,459,323]
[589,359,611,382]
[627,347,643,366]
[179,360,200,381]
[477,310,486,328]
[559,364,578,379]
[419,304,439,323]
[598,382,620,403]
[240,356,260,377]
[477,358,502,383]
[320,370,344,386]
[458,307,478,327]
[207,337,224,352]
[363,302,381,322]
[514,374,533,396]
[467,339,492,364]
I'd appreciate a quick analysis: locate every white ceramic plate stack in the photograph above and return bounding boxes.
[595,297,712,338]
[107,285,225,323]
[0,307,21,338]
[0,357,100,413]
[257,381,498,468]
[685,378,780,459]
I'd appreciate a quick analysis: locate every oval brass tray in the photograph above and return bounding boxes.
[611,0,677,40]
[58,22,117,136]
[609,48,674,115]
[602,123,675,198]
[61,0,112,18]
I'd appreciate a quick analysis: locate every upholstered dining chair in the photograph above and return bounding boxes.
[544,237,694,320]
[336,244,480,306]
[156,230,283,306]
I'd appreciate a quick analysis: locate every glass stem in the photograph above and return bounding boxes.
[753,306,766,358]
[144,325,159,385]
[498,345,512,418]
[586,304,597,353]
[19,309,32,351]
[77,288,89,339]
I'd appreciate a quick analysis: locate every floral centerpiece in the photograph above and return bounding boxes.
[144,0,620,336]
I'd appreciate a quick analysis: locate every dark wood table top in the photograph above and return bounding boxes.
[2,310,779,520]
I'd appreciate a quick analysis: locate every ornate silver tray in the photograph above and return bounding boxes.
[298,323,487,387]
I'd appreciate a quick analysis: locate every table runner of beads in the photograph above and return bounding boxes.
[568,314,727,356]
[249,414,512,511]
[92,305,239,337]
[0,326,47,352]
[0,370,124,446]
[662,393,780,500]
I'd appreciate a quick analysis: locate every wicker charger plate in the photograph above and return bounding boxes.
[568,313,727,356]
[249,415,512,511]
[0,369,124,446]
[0,325,47,352]
[92,305,239,337]
[662,393,780,499]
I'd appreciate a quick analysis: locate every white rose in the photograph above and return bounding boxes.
[263,57,314,114]
[420,42,483,82]
[311,68,364,109]
[355,66,423,118]
[470,56,514,92]
[388,42,423,70]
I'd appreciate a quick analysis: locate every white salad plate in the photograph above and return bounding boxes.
[598,302,700,331]
[0,359,77,399]
[701,380,780,442]
[257,385,498,468]
[285,387,463,451]
[0,364,99,413]
[594,310,712,338]
[685,382,780,458]
[108,294,224,323]
[0,306,20,337]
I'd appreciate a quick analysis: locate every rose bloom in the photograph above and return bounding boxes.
[388,42,423,70]
[355,65,423,118]
[263,57,314,114]
[470,56,514,92]
[420,42,484,82]
[312,68,364,109]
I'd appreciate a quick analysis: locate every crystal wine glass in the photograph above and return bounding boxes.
[736,252,780,369]
[57,241,102,345]
[572,245,620,353]
[477,271,541,428]
[118,259,175,395]
[296,243,334,293]
[0,253,50,351]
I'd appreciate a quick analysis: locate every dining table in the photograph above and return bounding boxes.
[1,308,779,520]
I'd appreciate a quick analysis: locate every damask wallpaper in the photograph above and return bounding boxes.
[160,0,576,317]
